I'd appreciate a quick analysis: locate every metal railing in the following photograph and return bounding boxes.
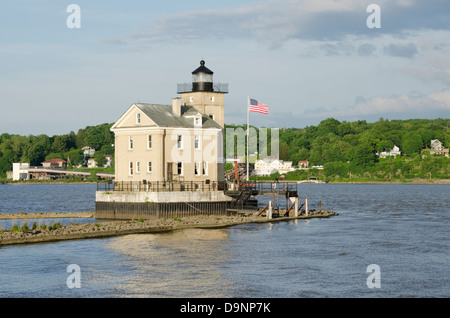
[97,180,227,192]
[176,82,229,94]
[97,180,298,195]
[237,181,298,195]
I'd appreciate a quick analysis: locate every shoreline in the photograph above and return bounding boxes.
[2,179,450,185]
[0,212,94,220]
[0,210,338,247]
[325,179,450,184]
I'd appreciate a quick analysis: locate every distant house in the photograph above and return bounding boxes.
[82,146,96,156]
[11,163,30,181]
[87,158,97,168]
[254,159,294,176]
[378,145,402,158]
[104,154,112,167]
[298,160,309,169]
[88,155,113,168]
[430,139,449,157]
[41,159,67,168]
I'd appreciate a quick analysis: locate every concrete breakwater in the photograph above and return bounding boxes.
[0,212,94,219]
[0,210,338,247]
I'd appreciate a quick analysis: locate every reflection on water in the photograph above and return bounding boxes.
[106,229,234,297]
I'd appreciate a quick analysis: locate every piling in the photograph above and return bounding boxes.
[268,201,272,219]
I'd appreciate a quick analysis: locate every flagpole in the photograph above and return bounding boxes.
[247,96,250,182]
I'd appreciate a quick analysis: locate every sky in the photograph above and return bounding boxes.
[1,0,449,136]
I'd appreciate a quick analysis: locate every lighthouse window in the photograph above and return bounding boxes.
[195,135,200,149]
[129,162,133,176]
[136,161,141,173]
[190,96,194,103]
[177,135,182,149]
[147,135,152,149]
[129,136,133,150]
[202,162,208,175]
[210,96,214,102]
[194,162,200,175]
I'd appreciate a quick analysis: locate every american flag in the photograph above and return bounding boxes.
[249,98,269,114]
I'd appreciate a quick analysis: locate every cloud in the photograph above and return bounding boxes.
[357,43,377,56]
[383,43,418,58]
[393,40,450,85]
[299,90,450,119]
[226,89,450,129]
[105,0,450,49]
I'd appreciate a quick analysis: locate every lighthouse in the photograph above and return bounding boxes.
[177,60,228,128]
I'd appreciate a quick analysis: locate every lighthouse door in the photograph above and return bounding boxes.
[167,162,173,182]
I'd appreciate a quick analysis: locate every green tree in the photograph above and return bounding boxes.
[67,131,77,149]
[66,149,84,167]
[27,138,50,165]
[0,150,17,177]
[324,161,348,177]
[309,146,323,165]
[402,133,423,156]
[51,136,69,153]
[45,153,65,160]
[76,129,86,149]
[279,142,289,161]
[317,118,341,136]
[337,121,355,137]
[94,151,107,167]
[377,140,395,153]
[296,148,310,162]
[85,123,114,150]
[269,170,280,180]
[351,142,377,168]
[85,126,104,150]
[100,144,114,155]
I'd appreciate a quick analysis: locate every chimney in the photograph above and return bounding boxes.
[172,97,181,116]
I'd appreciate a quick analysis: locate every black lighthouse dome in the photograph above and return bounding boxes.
[192,60,214,92]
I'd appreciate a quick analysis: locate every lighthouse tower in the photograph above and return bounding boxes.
[177,60,228,128]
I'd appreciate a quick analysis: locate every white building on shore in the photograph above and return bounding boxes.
[430,139,449,157]
[377,145,401,158]
[12,163,30,181]
[254,159,294,176]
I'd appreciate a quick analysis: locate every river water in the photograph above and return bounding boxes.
[0,183,448,298]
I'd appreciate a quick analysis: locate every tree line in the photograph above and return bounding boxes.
[1,118,449,181]
[279,117,449,163]
[0,123,114,178]
[225,117,450,181]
